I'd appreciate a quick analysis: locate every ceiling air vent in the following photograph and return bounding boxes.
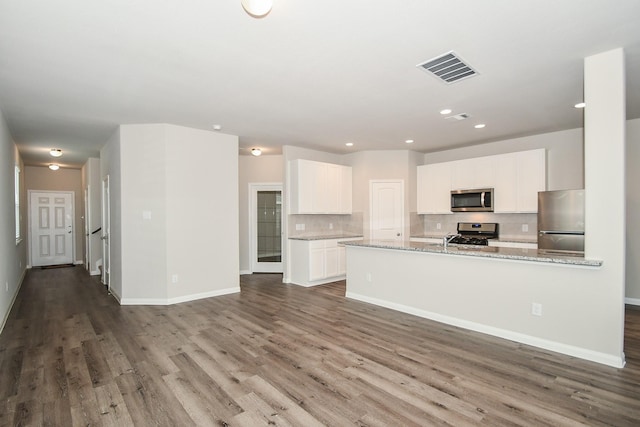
[417,51,478,84]
[444,113,471,122]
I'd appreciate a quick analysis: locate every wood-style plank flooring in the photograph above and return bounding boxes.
[1,267,639,426]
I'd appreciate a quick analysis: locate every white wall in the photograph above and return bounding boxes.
[100,127,123,299]
[164,124,239,301]
[0,109,27,333]
[627,119,640,302]
[103,124,239,305]
[238,154,283,274]
[81,157,102,275]
[424,128,584,191]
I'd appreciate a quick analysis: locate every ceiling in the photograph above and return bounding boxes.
[1,0,639,168]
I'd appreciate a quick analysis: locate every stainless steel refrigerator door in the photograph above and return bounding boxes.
[538,232,585,254]
[537,189,585,233]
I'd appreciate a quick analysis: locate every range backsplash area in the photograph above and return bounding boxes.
[417,212,538,241]
[288,212,364,238]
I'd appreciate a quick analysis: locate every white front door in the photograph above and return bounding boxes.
[29,191,74,267]
[370,180,404,241]
[250,183,283,273]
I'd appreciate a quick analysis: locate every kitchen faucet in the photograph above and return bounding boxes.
[443,233,461,250]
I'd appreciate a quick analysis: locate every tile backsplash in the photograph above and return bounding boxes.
[417,212,538,241]
[288,212,364,237]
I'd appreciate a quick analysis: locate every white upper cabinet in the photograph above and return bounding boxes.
[418,149,546,215]
[451,156,496,190]
[289,159,352,214]
[515,149,546,212]
[417,161,453,214]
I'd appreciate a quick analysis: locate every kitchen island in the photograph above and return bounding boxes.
[342,240,623,368]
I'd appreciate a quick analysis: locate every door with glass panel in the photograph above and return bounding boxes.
[250,184,283,273]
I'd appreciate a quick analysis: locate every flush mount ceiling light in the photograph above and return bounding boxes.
[405,139,414,144]
[574,102,586,109]
[345,142,354,147]
[440,109,452,115]
[474,124,486,129]
[241,0,272,17]
[50,148,62,157]
[49,164,60,171]
[251,148,262,156]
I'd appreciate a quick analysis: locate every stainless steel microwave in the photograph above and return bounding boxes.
[451,188,494,212]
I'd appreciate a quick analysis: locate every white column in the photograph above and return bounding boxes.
[584,48,626,362]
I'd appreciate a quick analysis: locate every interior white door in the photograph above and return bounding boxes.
[84,187,90,271]
[370,180,404,241]
[101,176,110,288]
[250,183,283,273]
[29,191,74,266]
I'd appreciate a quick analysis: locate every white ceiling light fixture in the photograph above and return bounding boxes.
[345,142,354,147]
[474,123,486,129]
[440,109,452,115]
[50,148,62,157]
[405,139,414,144]
[49,164,60,170]
[241,0,272,18]
[251,148,262,156]
[574,102,586,109]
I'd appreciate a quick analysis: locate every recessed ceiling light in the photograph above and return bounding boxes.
[49,164,60,171]
[440,109,452,115]
[251,148,262,156]
[50,148,62,157]
[212,124,222,131]
[574,102,586,109]
[345,142,354,147]
[474,124,486,129]
[405,139,414,144]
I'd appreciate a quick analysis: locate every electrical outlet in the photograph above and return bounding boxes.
[296,223,305,231]
[522,224,529,232]
[172,274,178,284]
[436,223,441,230]
[531,302,542,316]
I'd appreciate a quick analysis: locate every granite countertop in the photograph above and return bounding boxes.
[289,234,364,241]
[342,239,602,267]
[410,234,538,245]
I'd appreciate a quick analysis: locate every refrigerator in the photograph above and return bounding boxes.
[537,189,585,255]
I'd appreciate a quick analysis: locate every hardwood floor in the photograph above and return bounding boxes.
[1,267,639,426]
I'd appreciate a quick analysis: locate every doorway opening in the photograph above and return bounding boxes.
[250,183,283,273]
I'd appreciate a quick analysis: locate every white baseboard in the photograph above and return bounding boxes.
[90,270,101,276]
[108,286,122,304]
[74,260,84,265]
[346,291,626,369]
[239,270,252,275]
[625,297,640,306]
[120,286,240,306]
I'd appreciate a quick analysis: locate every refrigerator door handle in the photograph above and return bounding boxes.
[538,230,585,235]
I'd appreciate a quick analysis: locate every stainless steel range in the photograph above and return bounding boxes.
[447,222,499,246]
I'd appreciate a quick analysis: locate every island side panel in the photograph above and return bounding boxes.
[345,245,623,368]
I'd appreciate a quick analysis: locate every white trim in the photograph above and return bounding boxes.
[346,291,626,369]
[239,270,252,275]
[119,286,241,306]
[74,260,84,265]
[249,183,283,273]
[625,297,640,306]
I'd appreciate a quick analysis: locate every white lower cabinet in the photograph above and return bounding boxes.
[290,238,361,286]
